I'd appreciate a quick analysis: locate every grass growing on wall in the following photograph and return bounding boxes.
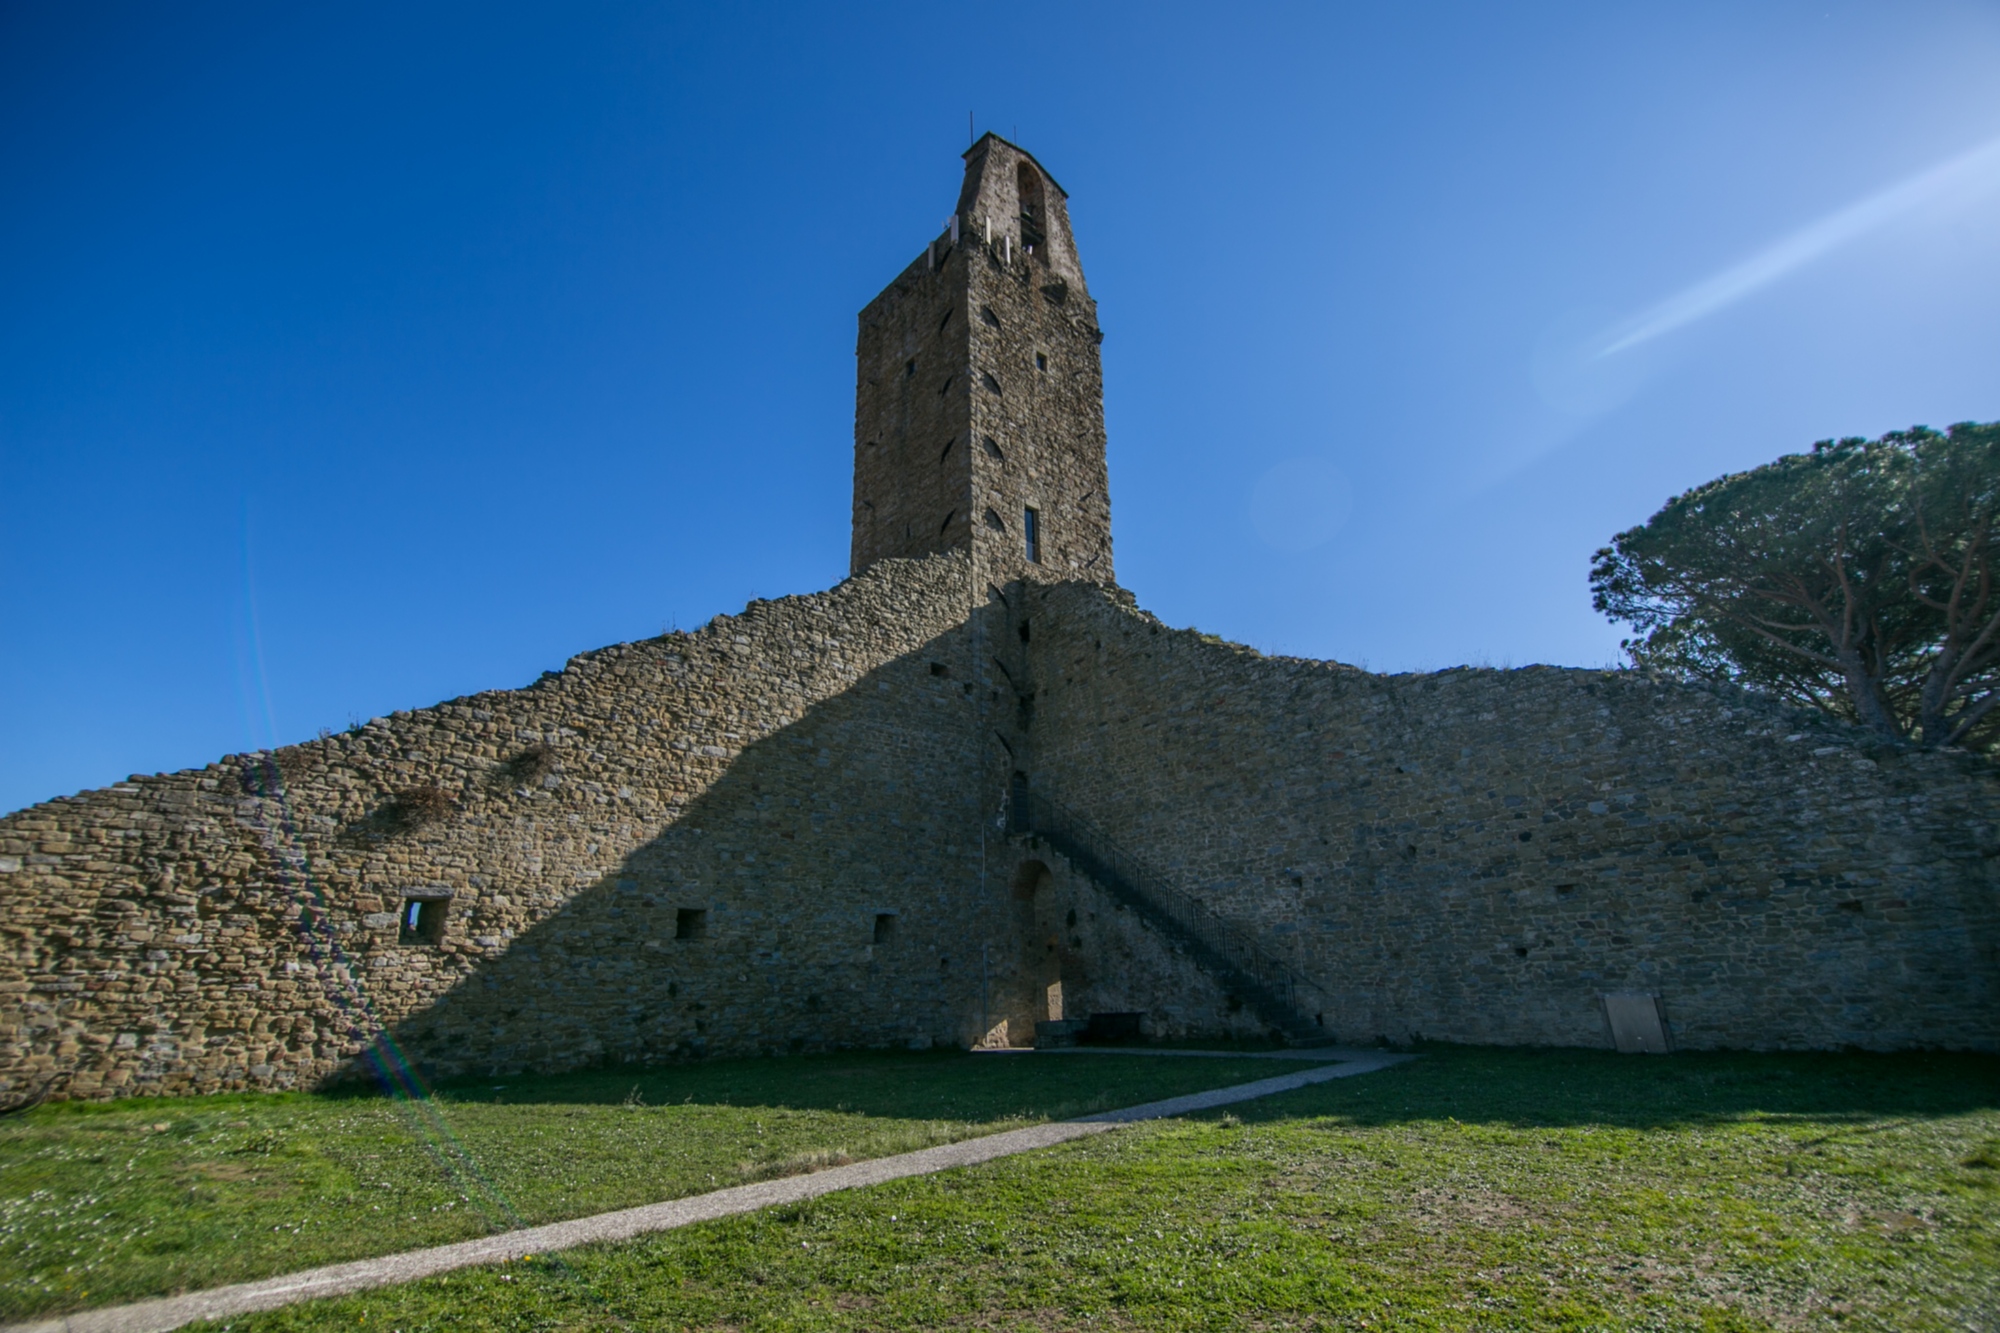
[196,1047,1997,1332]
[0,1049,1296,1320]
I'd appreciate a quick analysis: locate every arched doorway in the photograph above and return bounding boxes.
[1011,859,1064,1028]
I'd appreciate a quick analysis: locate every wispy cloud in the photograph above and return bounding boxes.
[1594,133,2000,358]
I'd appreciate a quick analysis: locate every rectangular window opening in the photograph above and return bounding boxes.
[1034,351,1047,372]
[675,908,708,941]
[1023,507,1040,563]
[873,913,898,946]
[400,898,446,946]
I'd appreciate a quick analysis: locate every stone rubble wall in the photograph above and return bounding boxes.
[0,554,1013,1100]
[7,551,1997,1105]
[992,842,1269,1045]
[1021,581,2000,1052]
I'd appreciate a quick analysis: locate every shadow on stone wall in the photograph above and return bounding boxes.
[366,627,1020,1085]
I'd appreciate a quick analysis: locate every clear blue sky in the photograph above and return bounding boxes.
[4,2,1998,814]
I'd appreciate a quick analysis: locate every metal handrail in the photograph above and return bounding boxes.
[1009,787,1324,1038]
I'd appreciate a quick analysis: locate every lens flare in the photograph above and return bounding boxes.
[1593,133,2000,359]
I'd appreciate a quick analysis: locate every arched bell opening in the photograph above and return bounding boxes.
[1017,161,1047,256]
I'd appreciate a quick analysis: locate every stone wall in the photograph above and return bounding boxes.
[0,554,1032,1100]
[992,842,1270,1045]
[7,551,1996,1105]
[1020,580,2000,1052]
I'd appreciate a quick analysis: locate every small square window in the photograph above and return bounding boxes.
[1034,351,1047,372]
[675,908,708,941]
[873,913,898,945]
[1023,507,1041,564]
[400,898,446,946]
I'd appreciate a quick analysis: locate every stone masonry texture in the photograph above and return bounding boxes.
[1,139,1996,1102]
[1020,581,2000,1052]
[0,555,1033,1099]
[852,135,1112,592]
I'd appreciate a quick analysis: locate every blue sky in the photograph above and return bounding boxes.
[4,2,1998,813]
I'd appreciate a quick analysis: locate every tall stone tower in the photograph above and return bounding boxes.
[851,135,1113,588]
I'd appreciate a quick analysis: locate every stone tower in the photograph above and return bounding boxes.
[850,135,1113,588]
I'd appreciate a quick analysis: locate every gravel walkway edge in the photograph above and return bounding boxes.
[9,1049,1411,1333]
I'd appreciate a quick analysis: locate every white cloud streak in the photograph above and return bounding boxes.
[1595,133,2000,358]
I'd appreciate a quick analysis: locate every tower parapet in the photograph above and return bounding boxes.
[850,135,1113,588]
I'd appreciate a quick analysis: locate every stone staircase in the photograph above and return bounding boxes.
[1008,786,1331,1046]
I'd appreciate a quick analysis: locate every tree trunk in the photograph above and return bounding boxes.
[1835,645,1904,741]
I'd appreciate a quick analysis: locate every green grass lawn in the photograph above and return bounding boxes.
[188,1047,1999,1333]
[0,1048,1296,1320]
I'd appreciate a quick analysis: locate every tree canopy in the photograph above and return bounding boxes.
[1591,421,2000,751]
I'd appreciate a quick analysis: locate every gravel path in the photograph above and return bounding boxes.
[8,1048,1410,1333]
